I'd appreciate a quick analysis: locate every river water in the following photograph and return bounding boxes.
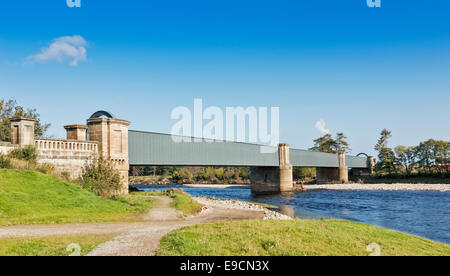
[134,185,450,244]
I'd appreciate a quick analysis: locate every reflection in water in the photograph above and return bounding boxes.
[135,185,450,244]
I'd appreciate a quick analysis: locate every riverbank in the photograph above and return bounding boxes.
[305,183,450,192]
[194,196,291,220]
[157,219,450,256]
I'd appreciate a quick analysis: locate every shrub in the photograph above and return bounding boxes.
[293,167,316,179]
[172,170,180,181]
[0,155,12,169]
[223,169,235,180]
[35,163,55,175]
[214,168,224,180]
[8,146,37,162]
[60,171,71,181]
[81,156,121,199]
[238,167,250,179]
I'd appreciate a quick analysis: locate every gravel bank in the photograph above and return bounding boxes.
[194,197,292,220]
[305,184,450,192]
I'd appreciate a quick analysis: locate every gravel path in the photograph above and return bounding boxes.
[305,183,450,192]
[0,196,286,256]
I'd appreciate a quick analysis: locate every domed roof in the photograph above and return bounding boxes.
[89,111,115,119]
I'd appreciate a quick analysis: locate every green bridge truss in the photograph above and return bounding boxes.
[128,130,368,168]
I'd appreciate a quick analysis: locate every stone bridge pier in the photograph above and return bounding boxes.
[251,149,358,193]
[250,143,294,194]
[316,152,349,184]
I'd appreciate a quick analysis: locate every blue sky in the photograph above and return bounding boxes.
[1,0,449,156]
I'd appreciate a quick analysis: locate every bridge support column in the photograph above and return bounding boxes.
[251,143,293,194]
[316,152,348,184]
[87,116,131,195]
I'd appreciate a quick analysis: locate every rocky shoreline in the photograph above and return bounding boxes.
[305,183,450,192]
[193,196,292,220]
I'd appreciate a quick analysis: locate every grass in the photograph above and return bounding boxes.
[170,192,203,216]
[0,234,116,256]
[0,169,154,225]
[132,189,203,216]
[157,219,450,256]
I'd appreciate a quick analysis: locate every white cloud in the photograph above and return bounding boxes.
[30,35,87,66]
[315,118,331,135]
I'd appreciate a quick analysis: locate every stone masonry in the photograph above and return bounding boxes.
[316,152,349,184]
[87,116,131,195]
[6,112,131,195]
[251,143,294,194]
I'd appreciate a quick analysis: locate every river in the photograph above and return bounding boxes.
[134,184,450,244]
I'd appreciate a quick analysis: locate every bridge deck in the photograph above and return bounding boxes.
[128,130,368,168]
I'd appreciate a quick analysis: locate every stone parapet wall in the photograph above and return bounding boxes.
[0,142,17,155]
[35,138,98,179]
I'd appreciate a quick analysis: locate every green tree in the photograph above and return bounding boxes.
[310,134,338,153]
[0,98,51,141]
[335,132,351,153]
[374,129,397,175]
[310,132,350,153]
[374,129,391,153]
[415,140,435,173]
[394,145,417,175]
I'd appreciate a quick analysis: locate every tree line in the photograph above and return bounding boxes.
[374,129,449,177]
[310,129,449,178]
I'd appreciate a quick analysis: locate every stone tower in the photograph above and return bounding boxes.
[10,117,35,147]
[87,111,131,194]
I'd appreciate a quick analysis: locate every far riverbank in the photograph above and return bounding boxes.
[133,183,450,192]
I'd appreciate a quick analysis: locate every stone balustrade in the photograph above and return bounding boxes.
[35,138,98,153]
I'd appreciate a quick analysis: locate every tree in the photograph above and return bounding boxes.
[335,132,351,153]
[394,145,416,175]
[415,140,435,173]
[0,98,51,141]
[374,129,396,175]
[374,129,391,153]
[310,132,350,153]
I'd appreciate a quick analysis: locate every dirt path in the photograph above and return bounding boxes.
[0,196,264,256]
[142,196,182,221]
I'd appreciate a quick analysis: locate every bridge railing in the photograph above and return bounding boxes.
[35,138,98,153]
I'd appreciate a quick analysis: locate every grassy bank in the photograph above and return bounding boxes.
[157,219,450,256]
[0,234,115,256]
[0,169,154,225]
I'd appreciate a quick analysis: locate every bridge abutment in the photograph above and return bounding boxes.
[251,143,293,194]
[87,116,131,195]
